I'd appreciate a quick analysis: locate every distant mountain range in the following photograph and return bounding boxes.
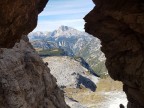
[28,26,107,76]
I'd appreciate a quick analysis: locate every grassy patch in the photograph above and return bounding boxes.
[96,77,123,92]
[37,48,66,57]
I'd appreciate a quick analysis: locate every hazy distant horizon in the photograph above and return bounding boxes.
[33,0,94,32]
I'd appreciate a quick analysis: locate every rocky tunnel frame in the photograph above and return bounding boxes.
[0,0,144,108]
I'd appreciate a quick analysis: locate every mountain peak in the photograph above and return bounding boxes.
[50,25,82,37]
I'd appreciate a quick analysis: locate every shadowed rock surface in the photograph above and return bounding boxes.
[0,0,48,48]
[84,0,144,107]
[0,36,69,108]
[0,0,69,108]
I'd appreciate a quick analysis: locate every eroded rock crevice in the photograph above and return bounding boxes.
[85,0,144,107]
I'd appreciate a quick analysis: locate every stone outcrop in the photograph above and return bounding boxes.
[0,0,48,48]
[43,56,98,92]
[0,36,69,108]
[84,0,144,107]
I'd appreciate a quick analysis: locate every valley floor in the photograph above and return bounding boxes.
[65,77,128,108]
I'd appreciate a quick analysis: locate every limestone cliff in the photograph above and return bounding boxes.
[0,0,48,48]
[84,0,144,107]
[0,36,69,108]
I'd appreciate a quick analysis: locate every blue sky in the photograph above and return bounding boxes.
[34,0,94,32]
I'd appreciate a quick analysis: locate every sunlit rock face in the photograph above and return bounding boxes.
[84,0,144,107]
[0,0,48,48]
[0,36,70,108]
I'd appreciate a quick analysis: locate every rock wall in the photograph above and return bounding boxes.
[0,0,69,107]
[0,0,48,48]
[84,0,144,107]
[0,36,69,108]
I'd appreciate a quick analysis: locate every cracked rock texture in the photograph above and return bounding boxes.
[0,0,48,48]
[0,36,69,108]
[84,0,144,107]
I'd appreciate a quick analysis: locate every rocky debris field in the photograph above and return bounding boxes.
[43,56,99,91]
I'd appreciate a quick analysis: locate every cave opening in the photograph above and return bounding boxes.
[28,0,127,107]
[1,0,144,108]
